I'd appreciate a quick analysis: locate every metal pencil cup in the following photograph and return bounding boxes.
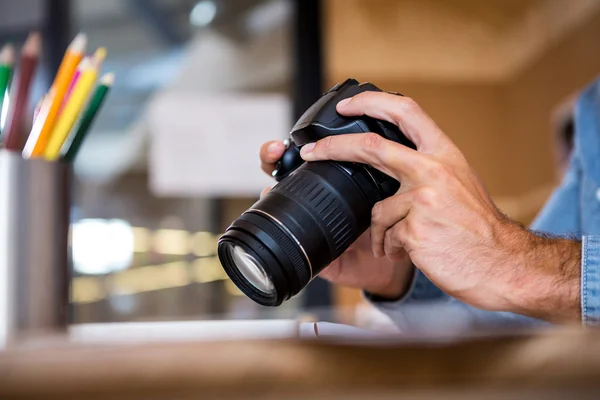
[0,149,72,346]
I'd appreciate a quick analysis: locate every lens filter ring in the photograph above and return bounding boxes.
[245,209,312,281]
[217,237,281,306]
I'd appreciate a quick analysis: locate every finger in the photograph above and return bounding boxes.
[260,185,273,198]
[385,244,410,264]
[336,91,452,154]
[300,133,431,181]
[370,191,412,258]
[384,223,408,261]
[260,141,285,174]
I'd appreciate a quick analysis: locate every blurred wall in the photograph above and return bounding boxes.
[504,12,600,196]
[324,0,600,198]
[323,0,600,312]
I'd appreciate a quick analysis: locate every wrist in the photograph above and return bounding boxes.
[501,224,581,323]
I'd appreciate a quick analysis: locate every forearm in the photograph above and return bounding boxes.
[366,232,585,329]
[365,222,587,328]
[500,226,581,324]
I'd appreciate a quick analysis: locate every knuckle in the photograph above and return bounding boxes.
[399,96,420,113]
[426,160,452,181]
[414,186,437,206]
[371,201,385,223]
[356,91,376,104]
[362,132,382,151]
[320,136,335,153]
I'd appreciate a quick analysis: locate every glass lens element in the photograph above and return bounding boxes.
[228,244,275,295]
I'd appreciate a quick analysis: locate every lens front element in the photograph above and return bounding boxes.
[227,244,275,295]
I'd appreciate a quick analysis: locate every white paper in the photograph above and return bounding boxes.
[148,92,291,197]
[70,320,302,343]
[69,320,387,344]
[312,322,387,338]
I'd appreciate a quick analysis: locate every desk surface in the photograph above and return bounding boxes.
[1,323,600,399]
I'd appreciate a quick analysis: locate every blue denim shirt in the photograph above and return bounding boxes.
[368,78,600,332]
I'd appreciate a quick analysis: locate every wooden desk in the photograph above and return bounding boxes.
[1,324,599,399]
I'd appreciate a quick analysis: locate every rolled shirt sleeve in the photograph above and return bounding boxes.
[363,269,546,335]
[582,236,600,325]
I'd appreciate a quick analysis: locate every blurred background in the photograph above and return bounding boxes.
[1,0,599,327]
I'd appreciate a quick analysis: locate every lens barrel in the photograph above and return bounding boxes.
[218,161,385,306]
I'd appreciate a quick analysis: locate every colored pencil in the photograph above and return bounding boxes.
[62,73,114,162]
[33,93,46,124]
[23,32,87,158]
[2,32,41,152]
[0,44,15,134]
[60,56,88,114]
[44,47,106,160]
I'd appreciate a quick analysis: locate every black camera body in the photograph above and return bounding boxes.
[217,79,415,306]
[273,78,415,186]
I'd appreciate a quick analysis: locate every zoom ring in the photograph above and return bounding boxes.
[274,171,354,254]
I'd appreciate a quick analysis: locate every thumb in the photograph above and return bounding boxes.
[260,185,273,198]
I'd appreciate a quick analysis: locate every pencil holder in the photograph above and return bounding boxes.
[0,149,72,345]
[22,157,72,335]
[0,149,28,346]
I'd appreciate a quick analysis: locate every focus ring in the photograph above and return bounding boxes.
[243,211,310,286]
[274,170,354,253]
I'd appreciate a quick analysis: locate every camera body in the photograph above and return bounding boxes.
[272,78,415,191]
[217,79,415,307]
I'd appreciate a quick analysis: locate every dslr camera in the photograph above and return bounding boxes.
[217,79,415,306]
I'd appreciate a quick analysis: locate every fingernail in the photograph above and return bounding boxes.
[268,142,281,153]
[300,143,315,160]
[337,98,351,108]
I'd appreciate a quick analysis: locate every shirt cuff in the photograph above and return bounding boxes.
[362,267,419,310]
[582,236,600,325]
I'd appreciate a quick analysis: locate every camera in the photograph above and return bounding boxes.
[217,79,415,306]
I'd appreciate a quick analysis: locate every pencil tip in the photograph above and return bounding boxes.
[23,31,42,55]
[69,32,88,52]
[94,47,107,61]
[78,56,91,69]
[0,43,15,65]
[100,72,115,86]
[91,47,107,69]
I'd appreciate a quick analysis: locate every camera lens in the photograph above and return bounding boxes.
[218,161,392,306]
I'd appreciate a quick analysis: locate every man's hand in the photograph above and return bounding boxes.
[259,141,414,299]
[299,92,581,323]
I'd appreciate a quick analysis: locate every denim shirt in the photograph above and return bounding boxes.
[368,78,600,332]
